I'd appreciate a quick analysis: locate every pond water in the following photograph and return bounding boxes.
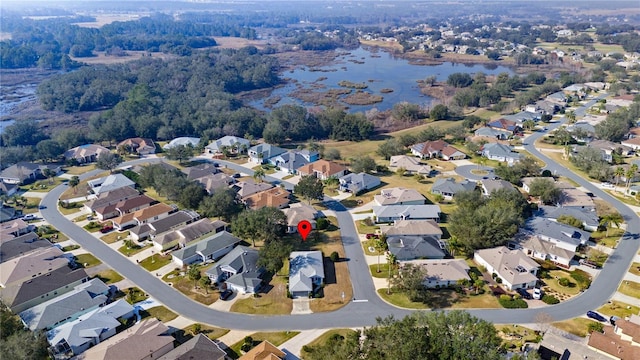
[250,47,514,112]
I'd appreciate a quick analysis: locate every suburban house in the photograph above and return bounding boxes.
[511,233,576,268]
[158,333,227,360]
[206,245,264,294]
[473,246,540,290]
[481,143,522,165]
[559,185,595,210]
[522,217,590,252]
[0,267,89,313]
[117,138,156,155]
[373,204,441,223]
[545,91,568,106]
[403,259,470,288]
[205,135,251,155]
[339,172,381,194]
[474,127,511,140]
[152,218,221,251]
[289,251,325,298]
[197,173,236,194]
[239,340,285,360]
[163,137,200,150]
[388,155,431,175]
[19,278,109,331]
[111,203,174,231]
[242,187,291,210]
[374,187,426,206]
[248,143,287,164]
[87,174,136,197]
[521,177,555,193]
[0,233,50,263]
[379,219,442,238]
[47,300,135,358]
[586,140,634,163]
[93,194,156,221]
[297,159,348,180]
[410,140,465,160]
[231,180,274,198]
[431,177,476,200]
[268,150,319,174]
[487,119,520,133]
[0,180,19,196]
[171,231,242,267]
[480,178,516,196]
[587,315,640,360]
[282,203,319,233]
[0,205,19,223]
[64,144,110,164]
[621,137,640,150]
[387,235,447,261]
[78,319,174,360]
[84,187,140,213]
[501,111,540,124]
[0,162,61,185]
[0,218,35,239]
[129,210,200,242]
[0,247,69,288]
[181,163,218,181]
[538,205,599,232]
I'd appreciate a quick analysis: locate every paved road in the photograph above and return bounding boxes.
[41,94,640,329]
[455,165,495,181]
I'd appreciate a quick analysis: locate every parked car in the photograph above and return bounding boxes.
[22,214,37,221]
[532,288,542,300]
[610,315,620,325]
[220,289,233,301]
[602,182,614,189]
[587,311,607,322]
[365,233,379,239]
[100,225,114,234]
[38,205,47,210]
[516,288,532,300]
[579,258,600,269]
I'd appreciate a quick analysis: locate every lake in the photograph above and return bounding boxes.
[250,47,514,112]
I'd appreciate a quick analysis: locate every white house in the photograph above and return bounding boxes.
[289,251,325,298]
[473,246,539,290]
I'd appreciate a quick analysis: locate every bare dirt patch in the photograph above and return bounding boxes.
[213,37,270,50]
[71,51,177,65]
[72,14,144,28]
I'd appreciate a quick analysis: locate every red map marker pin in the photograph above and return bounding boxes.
[297,220,312,241]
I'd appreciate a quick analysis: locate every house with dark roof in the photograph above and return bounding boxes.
[0,162,61,185]
[431,178,476,200]
[0,232,49,263]
[206,245,264,294]
[410,140,465,160]
[501,111,540,124]
[481,143,522,165]
[487,119,521,133]
[538,205,599,232]
[268,150,319,174]
[0,247,69,288]
[152,218,220,251]
[387,235,447,261]
[117,138,156,155]
[232,180,274,198]
[339,172,381,194]
[78,318,174,360]
[0,218,35,240]
[84,186,140,213]
[0,205,19,223]
[129,210,200,242]
[171,231,242,267]
[87,174,136,197]
[205,135,251,155]
[197,173,236,195]
[379,219,442,238]
[93,194,156,221]
[19,278,109,331]
[0,267,89,313]
[587,139,633,163]
[158,333,226,360]
[521,217,590,252]
[474,127,511,140]
[64,144,110,164]
[0,180,19,197]
[474,247,539,290]
[545,91,568,106]
[480,178,516,196]
[248,143,287,164]
[181,163,219,181]
[289,251,325,298]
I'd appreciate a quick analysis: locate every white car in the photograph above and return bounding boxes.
[22,214,37,221]
[532,288,542,300]
[602,182,614,189]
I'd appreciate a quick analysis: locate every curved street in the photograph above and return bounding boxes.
[41,95,640,330]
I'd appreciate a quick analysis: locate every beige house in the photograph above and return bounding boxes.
[588,315,640,359]
[473,246,539,290]
[297,159,348,180]
[0,247,68,288]
[388,155,431,175]
[111,203,174,231]
[282,203,319,233]
[374,187,426,206]
[379,219,442,238]
[403,259,470,288]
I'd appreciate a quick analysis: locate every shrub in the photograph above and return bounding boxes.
[330,251,339,262]
[316,217,329,230]
[500,294,512,302]
[542,294,560,304]
[588,322,604,334]
[499,297,528,309]
[570,270,592,290]
[558,278,571,287]
[496,277,503,284]
[513,293,521,300]
[241,336,254,352]
[491,273,498,279]
[362,217,374,226]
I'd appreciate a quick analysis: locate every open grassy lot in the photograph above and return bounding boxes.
[163,267,220,305]
[230,286,292,315]
[228,331,300,359]
[18,197,42,214]
[118,243,151,257]
[618,280,640,299]
[22,177,67,192]
[142,187,177,206]
[300,329,358,358]
[177,324,229,343]
[629,262,640,277]
[591,228,625,248]
[75,253,102,268]
[141,306,178,322]
[59,202,84,215]
[377,287,500,310]
[597,300,640,319]
[100,230,129,244]
[64,164,97,175]
[94,269,123,284]
[496,325,541,350]
[139,253,172,272]
[552,318,602,337]
[541,270,582,299]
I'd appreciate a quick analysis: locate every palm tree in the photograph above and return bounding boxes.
[600,212,623,237]
[323,176,339,190]
[474,279,485,295]
[374,235,387,273]
[624,164,638,196]
[614,167,625,191]
[386,252,397,295]
[253,168,265,183]
[68,176,80,194]
[522,119,536,132]
[567,110,577,124]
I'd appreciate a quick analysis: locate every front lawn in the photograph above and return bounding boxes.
[300,329,357,359]
[83,221,103,233]
[141,306,178,322]
[75,253,102,268]
[355,219,379,235]
[377,288,429,309]
[541,270,582,300]
[591,228,625,248]
[100,231,129,244]
[230,283,293,315]
[59,202,84,215]
[124,287,148,304]
[496,325,541,351]
[629,262,640,277]
[597,300,640,319]
[118,243,151,257]
[94,270,124,284]
[165,268,219,305]
[618,280,640,299]
[65,164,96,175]
[178,324,229,342]
[552,318,602,337]
[24,178,67,192]
[20,197,42,214]
[139,253,172,272]
[228,331,300,359]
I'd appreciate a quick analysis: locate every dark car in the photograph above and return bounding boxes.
[516,288,532,300]
[220,289,233,301]
[587,311,607,322]
[100,225,114,234]
[610,316,620,325]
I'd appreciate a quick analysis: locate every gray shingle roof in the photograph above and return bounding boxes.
[538,206,599,229]
[289,251,324,292]
[524,217,590,248]
[387,236,447,260]
[431,178,476,196]
[171,231,241,261]
[373,205,441,221]
[158,333,226,360]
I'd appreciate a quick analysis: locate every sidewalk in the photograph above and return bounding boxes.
[611,291,639,305]
[279,329,327,358]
